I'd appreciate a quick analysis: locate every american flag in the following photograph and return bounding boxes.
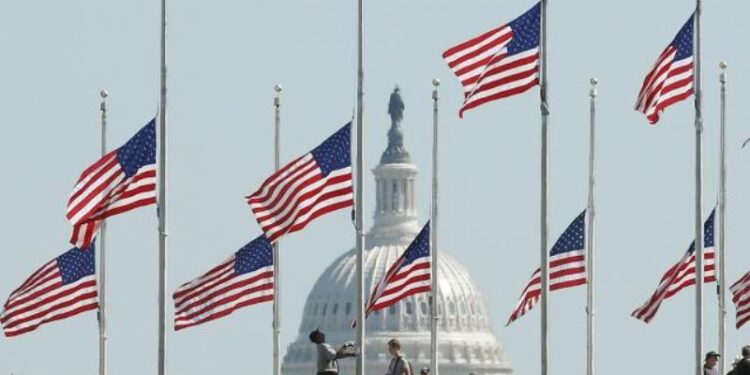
[635,14,695,124]
[67,119,157,248]
[507,211,586,325]
[365,223,430,316]
[442,2,540,118]
[1,246,98,337]
[632,210,716,323]
[173,235,274,331]
[730,272,750,329]
[247,123,353,244]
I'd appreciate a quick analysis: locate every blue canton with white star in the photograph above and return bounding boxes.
[117,119,157,178]
[507,2,541,56]
[235,235,274,274]
[670,15,694,60]
[550,211,585,256]
[57,245,96,285]
[310,123,351,177]
[687,209,715,254]
[402,222,430,266]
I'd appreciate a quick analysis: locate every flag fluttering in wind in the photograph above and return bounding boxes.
[66,119,157,248]
[365,223,430,317]
[507,211,586,326]
[730,272,750,329]
[247,123,353,243]
[442,2,541,118]
[632,210,716,323]
[1,246,98,337]
[635,14,695,124]
[173,235,274,331]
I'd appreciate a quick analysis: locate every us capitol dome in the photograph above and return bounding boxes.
[281,87,512,375]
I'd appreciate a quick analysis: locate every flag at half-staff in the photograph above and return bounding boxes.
[365,223,430,316]
[635,14,695,124]
[247,123,353,243]
[66,119,157,248]
[730,272,750,329]
[442,2,540,117]
[1,245,98,337]
[507,211,586,325]
[632,210,715,323]
[173,235,274,331]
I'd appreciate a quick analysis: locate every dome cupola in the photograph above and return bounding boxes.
[370,86,420,245]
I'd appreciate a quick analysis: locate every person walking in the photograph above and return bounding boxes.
[704,351,720,375]
[385,338,413,375]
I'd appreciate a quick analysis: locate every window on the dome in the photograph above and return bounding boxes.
[332,303,338,315]
[345,302,352,315]
[389,305,396,315]
[448,301,456,315]
[322,304,328,316]
[314,303,319,315]
[420,301,428,315]
[405,301,413,315]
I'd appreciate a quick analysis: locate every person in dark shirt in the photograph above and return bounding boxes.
[734,346,750,375]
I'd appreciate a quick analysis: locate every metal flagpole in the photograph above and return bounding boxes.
[718,61,728,375]
[586,78,597,375]
[98,89,109,375]
[539,0,550,374]
[273,84,282,375]
[355,0,366,372]
[693,1,704,375]
[157,0,169,371]
[430,78,440,375]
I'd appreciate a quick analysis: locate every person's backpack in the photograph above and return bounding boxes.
[398,356,414,375]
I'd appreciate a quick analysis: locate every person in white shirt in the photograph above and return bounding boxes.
[704,351,720,375]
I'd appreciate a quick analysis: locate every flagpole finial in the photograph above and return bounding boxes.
[100,89,108,99]
[719,61,728,70]
[274,84,282,108]
[589,78,598,97]
[432,78,440,87]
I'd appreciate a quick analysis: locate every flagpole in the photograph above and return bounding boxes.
[693,1,704,374]
[272,84,282,375]
[157,0,169,371]
[354,0,366,372]
[718,61,728,375]
[430,78,440,375]
[98,89,109,375]
[586,78,597,375]
[539,0,550,374]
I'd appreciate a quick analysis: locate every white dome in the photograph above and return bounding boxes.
[282,88,512,375]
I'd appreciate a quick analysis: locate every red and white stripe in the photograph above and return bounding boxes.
[173,256,274,331]
[730,272,750,329]
[634,46,694,124]
[506,250,586,325]
[443,25,539,118]
[632,248,715,323]
[67,150,157,248]
[0,259,98,337]
[366,257,431,315]
[247,153,353,243]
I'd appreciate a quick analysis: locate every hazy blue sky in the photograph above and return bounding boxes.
[1,0,749,374]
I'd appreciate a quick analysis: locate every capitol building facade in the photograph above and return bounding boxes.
[281,88,512,375]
